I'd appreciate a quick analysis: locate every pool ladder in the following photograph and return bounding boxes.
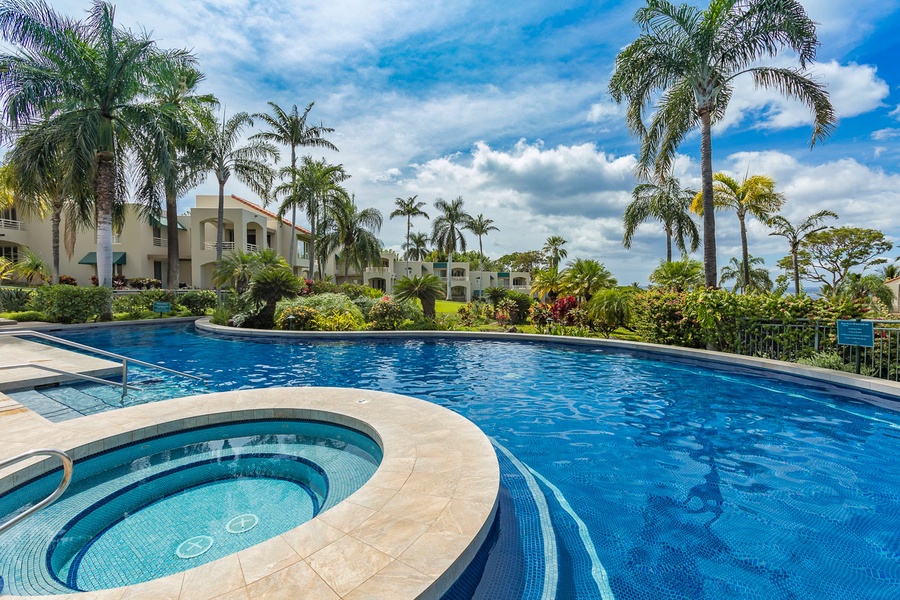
[0,449,73,535]
[0,329,202,399]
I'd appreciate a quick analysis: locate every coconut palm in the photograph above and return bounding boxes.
[404,232,430,262]
[719,255,772,293]
[609,0,836,288]
[562,258,617,301]
[766,210,838,295]
[691,172,784,292]
[253,102,337,270]
[649,258,704,293]
[623,175,699,262]
[0,0,196,299]
[393,274,445,320]
[542,236,568,271]
[197,111,278,262]
[879,263,900,281]
[319,195,383,282]
[431,196,470,300]
[465,214,498,299]
[390,195,429,270]
[531,268,565,303]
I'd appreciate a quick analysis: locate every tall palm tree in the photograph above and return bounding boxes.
[562,258,617,301]
[623,174,699,262]
[431,196,470,300]
[691,172,784,292]
[609,0,835,288]
[319,195,383,281]
[465,213,498,299]
[253,102,337,270]
[767,210,837,295]
[390,195,429,271]
[0,0,196,299]
[139,63,217,288]
[275,157,349,279]
[543,236,568,271]
[879,263,899,281]
[404,231,430,262]
[197,111,278,262]
[719,255,772,293]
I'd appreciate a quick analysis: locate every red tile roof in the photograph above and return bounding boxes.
[230,194,311,234]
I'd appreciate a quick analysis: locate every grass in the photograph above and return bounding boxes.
[435,299,466,316]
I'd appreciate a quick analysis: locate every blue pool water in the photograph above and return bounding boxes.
[0,419,381,595]
[7,323,900,599]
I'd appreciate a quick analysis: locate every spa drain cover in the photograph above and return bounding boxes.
[176,535,214,559]
[226,513,259,534]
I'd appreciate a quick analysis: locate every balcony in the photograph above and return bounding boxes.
[0,218,24,231]
[365,267,391,275]
[201,242,259,252]
[153,237,168,247]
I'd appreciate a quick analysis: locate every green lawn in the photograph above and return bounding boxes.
[435,299,466,316]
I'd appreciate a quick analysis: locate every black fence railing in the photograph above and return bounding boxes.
[736,319,900,382]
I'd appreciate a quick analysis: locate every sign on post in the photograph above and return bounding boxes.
[836,320,875,348]
[152,301,171,316]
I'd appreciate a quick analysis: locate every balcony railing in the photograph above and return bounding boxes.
[246,243,259,252]
[0,218,24,231]
[111,234,122,245]
[365,267,391,274]
[152,237,168,247]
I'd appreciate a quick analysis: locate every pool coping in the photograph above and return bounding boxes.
[195,318,900,401]
[0,387,500,600]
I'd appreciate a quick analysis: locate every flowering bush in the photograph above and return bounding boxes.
[369,296,405,330]
[58,275,77,286]
[550,296,579,325]
[529,303,552,327]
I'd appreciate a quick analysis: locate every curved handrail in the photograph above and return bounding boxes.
[0,449,73,535]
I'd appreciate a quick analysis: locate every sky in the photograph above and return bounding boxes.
[47,0,900,285]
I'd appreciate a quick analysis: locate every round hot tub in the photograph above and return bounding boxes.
[0,419,382,595]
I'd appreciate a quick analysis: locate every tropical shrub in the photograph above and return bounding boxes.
[339,283,382,299]
[127,277,162,290]
[495,298,517,326]
[393,275,445,320]
[275,305,320,330]
[529,303,552,328]
[352,295,380,318]
[245,267,303,329]
[316,311,365,331]
[797,351,875,377]
[310,279,339,295]
[0,288,32,312]
[275,293,365,331]
[369,297,405,330]
[58,275,77,286]
[179,290,218,316]
[550,296,579,325]
[484,286,508,309]
[29,285,112,324]
[585,288,635,336]
[0,310,47,322]
[506,291,534,324]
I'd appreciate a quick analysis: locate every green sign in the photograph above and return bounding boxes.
[152,301,171,314]
[836,320,874,348]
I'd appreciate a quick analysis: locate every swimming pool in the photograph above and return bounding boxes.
[0,419,381,595]
[12,323,900,599]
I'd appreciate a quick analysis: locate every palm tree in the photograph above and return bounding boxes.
[197,111,278,262]
[140,63,217,289]
[609,0,836,288]
[691,172,784,292]
[543,236,568,271]
[531,268,565,303]
[719,255,772,293]
[212,249,257,294]
[390,195,429,271]
[246,266,302,329]
[766,210,837,295]
[275,157,350,280]
[623,175,699,262]
[465,214,498,299]
[431,196,470,300]
[836,273,895,307]
[11,246,49,285]
[879,263,899,281]
[649,258,704,293]
[253,102,337,271]
[319,195,383,282]
[0,0,197,299]
[404,232,430,262]
[562,258,617,301]
[393,274,445,320]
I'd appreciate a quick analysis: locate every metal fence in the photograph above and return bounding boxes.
[736,319,900,382]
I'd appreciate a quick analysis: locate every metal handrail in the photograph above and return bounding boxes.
[0,449,73,535]
[0,329,200,398]
[0,364,143,393]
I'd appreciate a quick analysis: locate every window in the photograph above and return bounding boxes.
[0,245,19,262]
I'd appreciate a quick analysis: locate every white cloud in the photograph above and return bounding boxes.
[587,101,623,123]
[890,105,900,120]
[872,128,900,141]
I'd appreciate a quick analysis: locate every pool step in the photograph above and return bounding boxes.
[9,385,126,422]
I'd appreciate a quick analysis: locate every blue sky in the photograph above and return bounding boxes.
[51,0,900,284]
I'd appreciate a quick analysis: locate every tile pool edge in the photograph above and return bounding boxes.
[195,318,900,400]
[0,387,500,599]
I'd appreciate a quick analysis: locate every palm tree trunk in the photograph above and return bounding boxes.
[792,249,801,295]
[446,250,453,301]
[700,111,717,289]
[309,203,317,280]
[166,189,180,289]
[406,216,411,272]
[290,205,297,271]
[216,177,226,263]
[479,236,484,299]
[739,214,750,294]
[665,229,672,263]
[95,150,116,320]
[50,203,61,284]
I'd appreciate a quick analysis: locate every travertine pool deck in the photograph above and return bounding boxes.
[0,387,500,600]
[0,335,120,392]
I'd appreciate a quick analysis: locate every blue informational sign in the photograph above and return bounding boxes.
[152,301,171,314]
[836,320,875,348]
